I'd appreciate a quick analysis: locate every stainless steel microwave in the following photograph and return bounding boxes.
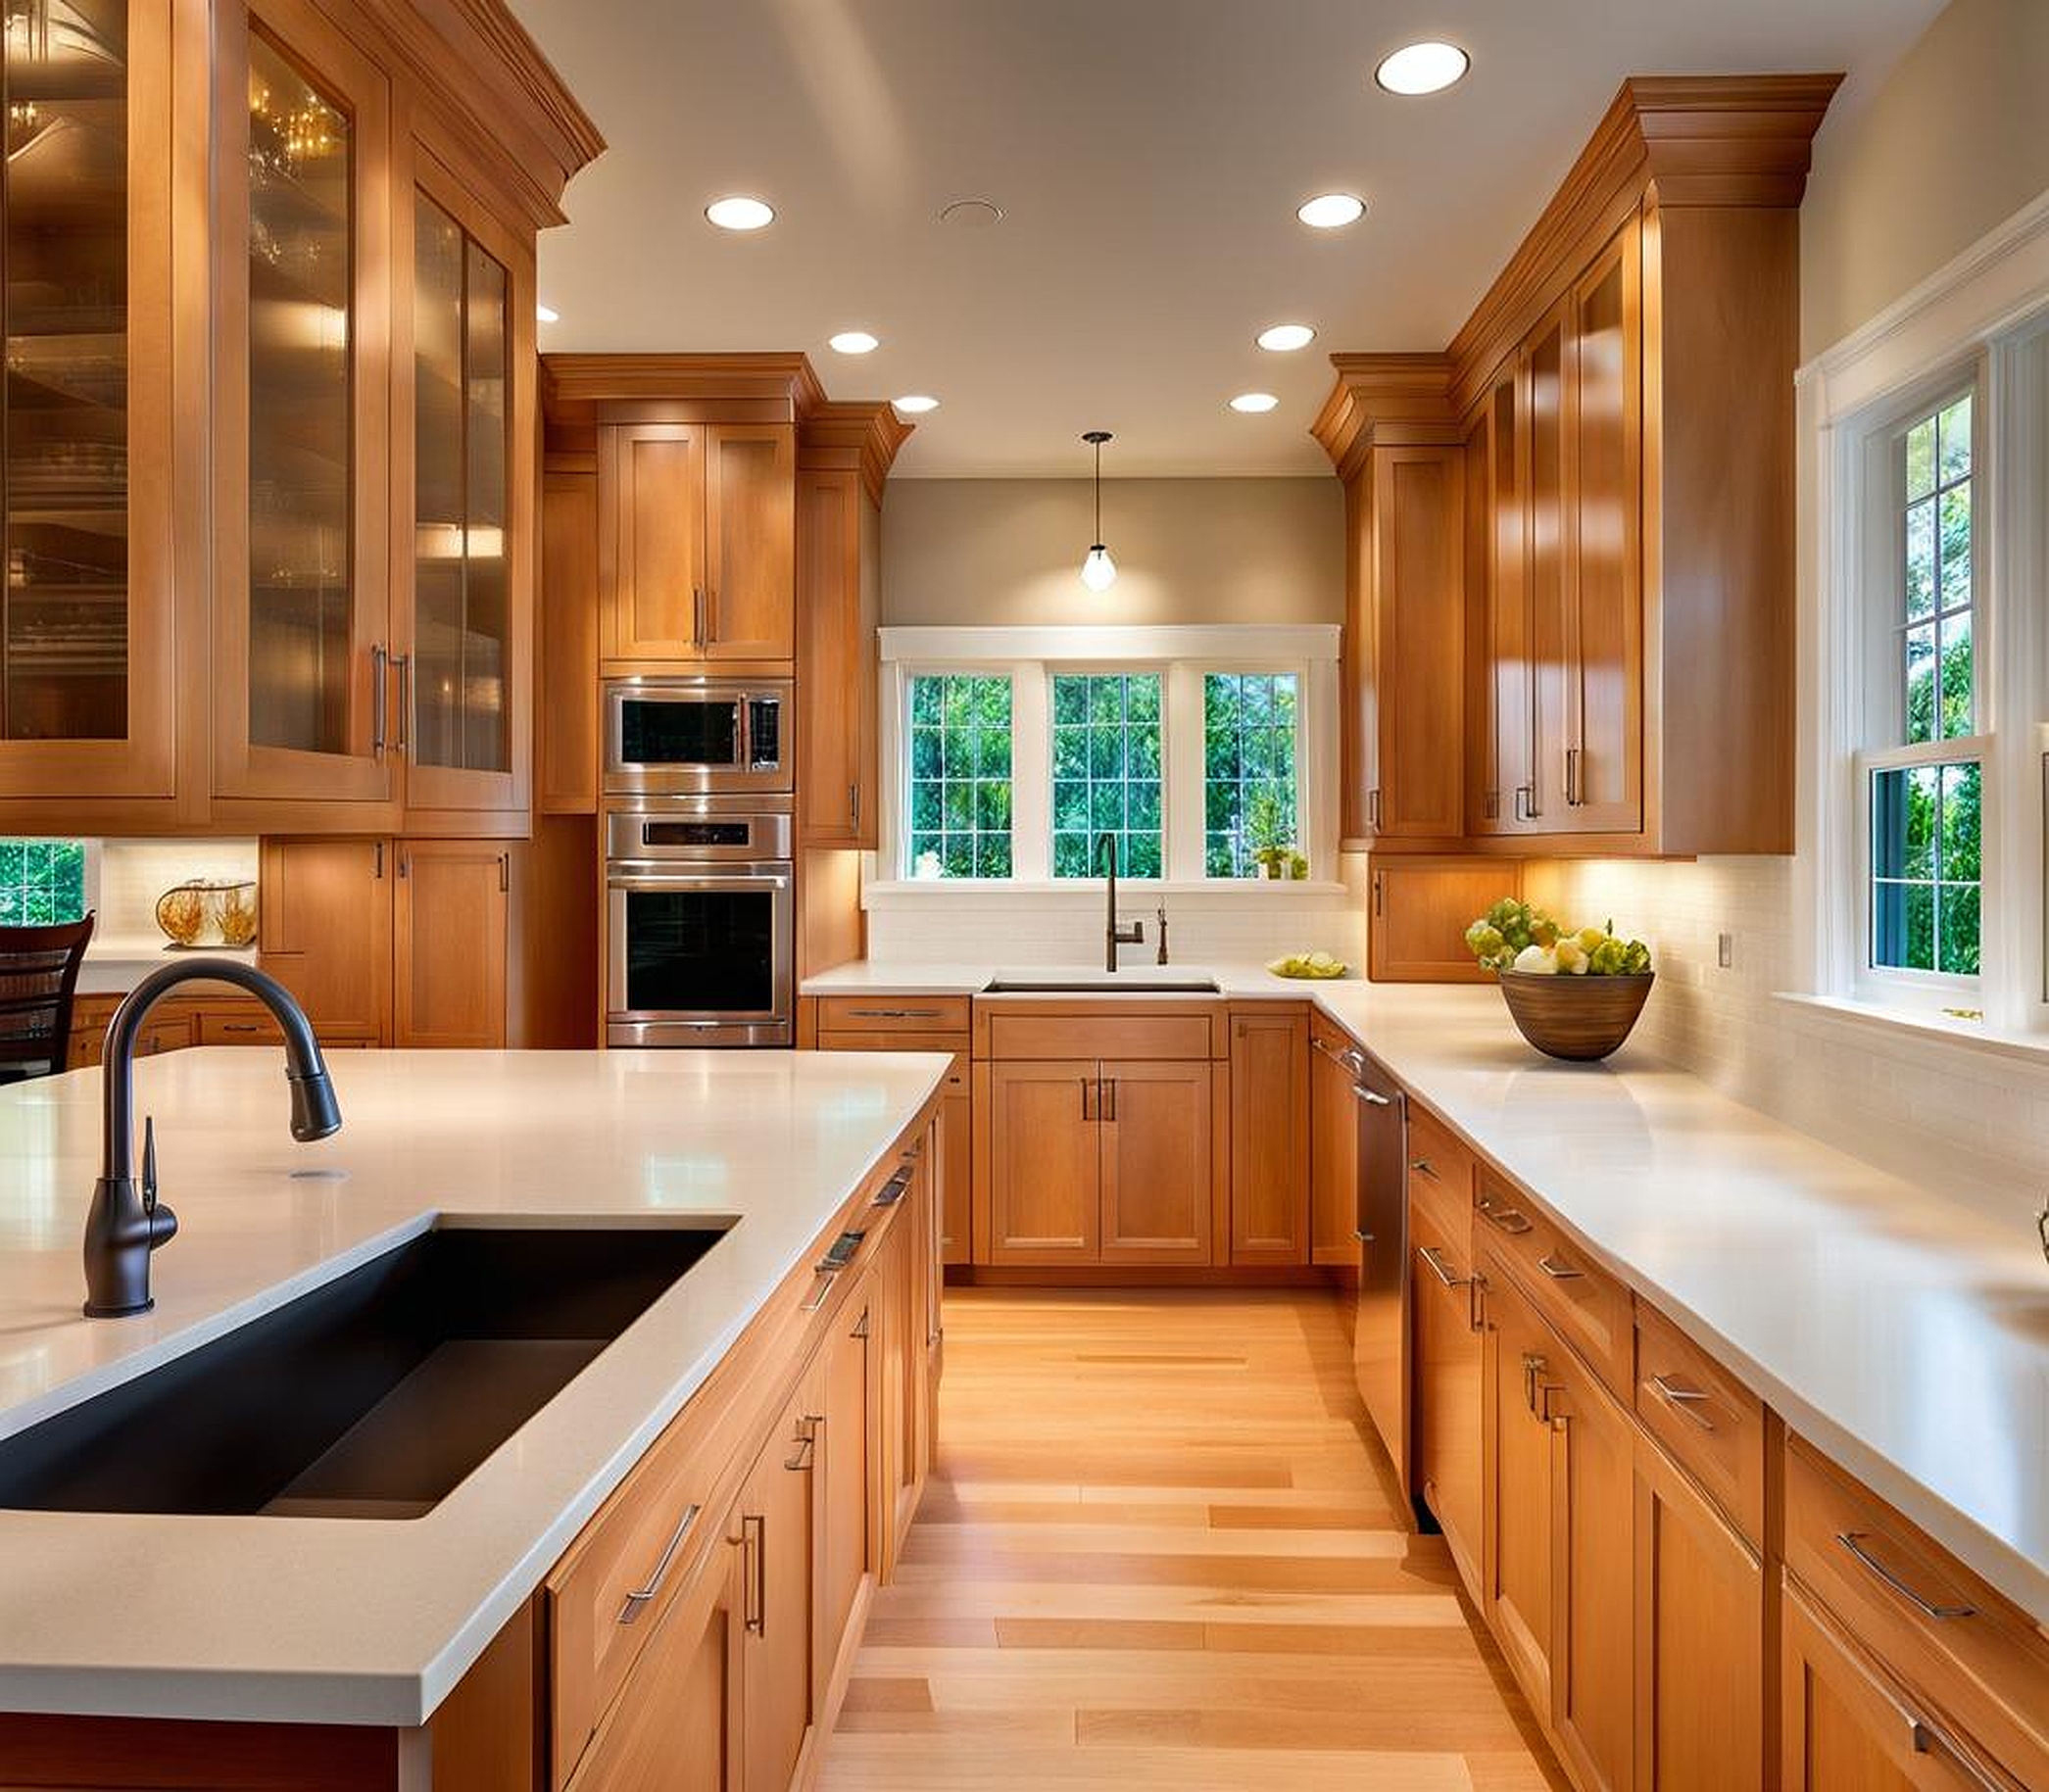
[603,676,793,797]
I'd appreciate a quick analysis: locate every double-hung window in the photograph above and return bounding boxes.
[881,628,1337,885]
[1861,390,1985,990]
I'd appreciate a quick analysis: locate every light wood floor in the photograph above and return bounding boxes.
[818,1286,1565,1791]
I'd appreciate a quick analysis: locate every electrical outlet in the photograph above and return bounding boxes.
[1717,932,1734,969]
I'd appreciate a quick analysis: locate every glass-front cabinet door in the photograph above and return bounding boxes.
[401,160,530,816]
[0,0,177,800]
[213,0,392,806]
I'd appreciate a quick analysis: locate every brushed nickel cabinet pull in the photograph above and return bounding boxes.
[847,1007,943,1021]
[220,1022,263,1035]
[1521,1350,1547,1416]
[1410,1156,1439,1182]
[850,783,860,831]
[1478,1196,1533,1235]
[1081,1076,1094,1121]
[498,852,509,893]
[1467,1272,1488,1334]
[1648,1373,1716,1429]
[1353,1085,1391,1108]
[617,1501,701,1624]
[692,587,705,647]
[1368,787,1383,830]
[852,1307,870,1340]
[1102,1078,1116,1122]
[1835,1531,1978,1621]
[1909,1716,2007,1792]
[372,840,384,879]
[786,1415,819,1473]
[370,644,388,756]
[1513,784,1532,822]
[741,1513,765,1634]
[1537,1252,1584,1280]
[392,654,411,755]
[1419,1245,1469,1289]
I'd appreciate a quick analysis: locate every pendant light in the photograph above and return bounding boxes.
[1080,430,1117,593]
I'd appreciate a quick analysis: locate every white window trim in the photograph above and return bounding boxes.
[1796,187,2049,1038]
[874,624,1342,895]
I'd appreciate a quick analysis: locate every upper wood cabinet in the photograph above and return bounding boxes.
[598,420,795,666]
[0,0,596,837]
[1319,77,1837,860]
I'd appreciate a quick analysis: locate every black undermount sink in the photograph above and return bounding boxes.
[983,977,1221,993]
[0,1222,730,1520]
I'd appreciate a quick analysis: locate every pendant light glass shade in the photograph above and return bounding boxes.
[1080,430,1116,593]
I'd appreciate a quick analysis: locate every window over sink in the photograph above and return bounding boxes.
[878,626,1338,889]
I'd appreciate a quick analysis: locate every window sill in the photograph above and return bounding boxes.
[865,878,1352,907]
[1773,991,2049,1070]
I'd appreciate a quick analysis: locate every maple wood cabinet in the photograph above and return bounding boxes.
[1307,1015,1361,1266]
[393,839,510,1047]
[599,420,796,666]
[1227,1005,1309,1265]
[734,1379,823,1792]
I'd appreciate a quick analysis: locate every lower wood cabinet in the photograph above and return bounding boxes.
[1634,1427,1764,1792]
[1307,1016,1361,1266]
[1409,1193,1482,1593]
[1482,1259,1559,1718]
[393,840,510,1048]
[1226,1006,1308,1265]
[736,1379,823,1792]
[978,1056,1218,1267]
[817,1273,872,1688]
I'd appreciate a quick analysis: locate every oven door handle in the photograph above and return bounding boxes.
[608,871,793,893]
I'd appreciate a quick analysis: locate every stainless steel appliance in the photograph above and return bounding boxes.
[603,676,793,797]
[605,798,794,1047]
[1348,1045,1411,1497]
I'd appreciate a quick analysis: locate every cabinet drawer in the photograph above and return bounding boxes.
[976,1001,1222,1062]
[1404,1103,1474,1251]
[1783,1434,2049,1788]
[1633,1300,1765,1548]
[134,1015,193,1056]
[816,994,970,1035]
[1473,1169,1631,1397]
[198,1009,285,1046]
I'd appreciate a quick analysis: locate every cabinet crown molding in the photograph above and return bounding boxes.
[352,0,604,228]
[1309,354,1460,481]
[799,401,916,506]
[542,353,831,425]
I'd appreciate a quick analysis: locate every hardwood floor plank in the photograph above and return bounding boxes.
[817,1286,1562,1791]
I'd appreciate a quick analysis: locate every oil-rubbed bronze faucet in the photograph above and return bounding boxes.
[1097,833,1145,972]
[82,960,341,1319]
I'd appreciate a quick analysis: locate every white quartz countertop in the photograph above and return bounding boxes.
[805,959,2049,1627]
[76,938,259,994]
[0,1047,949,1726]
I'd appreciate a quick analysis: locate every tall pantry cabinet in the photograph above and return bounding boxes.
[0,0,602,835]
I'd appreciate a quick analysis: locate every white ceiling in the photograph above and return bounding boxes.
[513,0,1944,477]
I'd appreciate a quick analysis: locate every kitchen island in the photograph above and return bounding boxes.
[0,1046,950,1788]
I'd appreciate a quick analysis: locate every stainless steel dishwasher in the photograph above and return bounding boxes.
[1350,1047,1410,1498]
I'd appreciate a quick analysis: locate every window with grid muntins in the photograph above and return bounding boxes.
[1868,391,1981,978]
[905,674,1013,878]
[1050,673,1162,878]
[0,840,87,926]
[1204,672,1299,877]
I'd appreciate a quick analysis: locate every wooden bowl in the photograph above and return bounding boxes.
[1496,970,1654,1062]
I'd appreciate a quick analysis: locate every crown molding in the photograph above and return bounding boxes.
[541,354,830,425]
[1309,354,1459,481]
[799,401,915,506]
[351,0,604,229]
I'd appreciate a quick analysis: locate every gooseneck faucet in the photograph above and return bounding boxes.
[1098,832,1146,973]
[83,959,341,1319]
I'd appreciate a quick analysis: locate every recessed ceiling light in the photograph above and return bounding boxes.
[706,195,775,231]
[1374,41,1470,95]
[1256,323,1316,353]
[894,394,940,414]
[1230,392,1280,414]
[829,330,880,355]
[535,303,560,324]
[1296,192,1365,230]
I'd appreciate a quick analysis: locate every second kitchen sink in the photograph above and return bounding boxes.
[0,1220,731,1520]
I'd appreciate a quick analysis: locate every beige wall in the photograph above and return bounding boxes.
[1801,0,2049,357]
[879,477,1342,628]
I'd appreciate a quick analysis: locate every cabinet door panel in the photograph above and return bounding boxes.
[572,1539,742,1792]
[1374,445,1465,838]
[1228,1009,1308,1264]
[394,840,507,1046]
[819,1286,870,1695]
[797,468,863,843]
[1550,1334,1634,1792]
[981,1059,1099,1265]
[1565,217,1644,833]
[257,837,392,1041]
[1634,1430,1764,1792]
[1412,1201,1482,1599]
[1308,1026,1359,1265]
[214,0,394,804]
[1482,1260,1556,1718]
[1099,1060,1211,1265]
[1475,372,1532,834]
[705,425,795,661]
[603,422,704,660]
[1523,301,1573,832]
[738,1382,819,1792]
[939,1063,971,1266]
